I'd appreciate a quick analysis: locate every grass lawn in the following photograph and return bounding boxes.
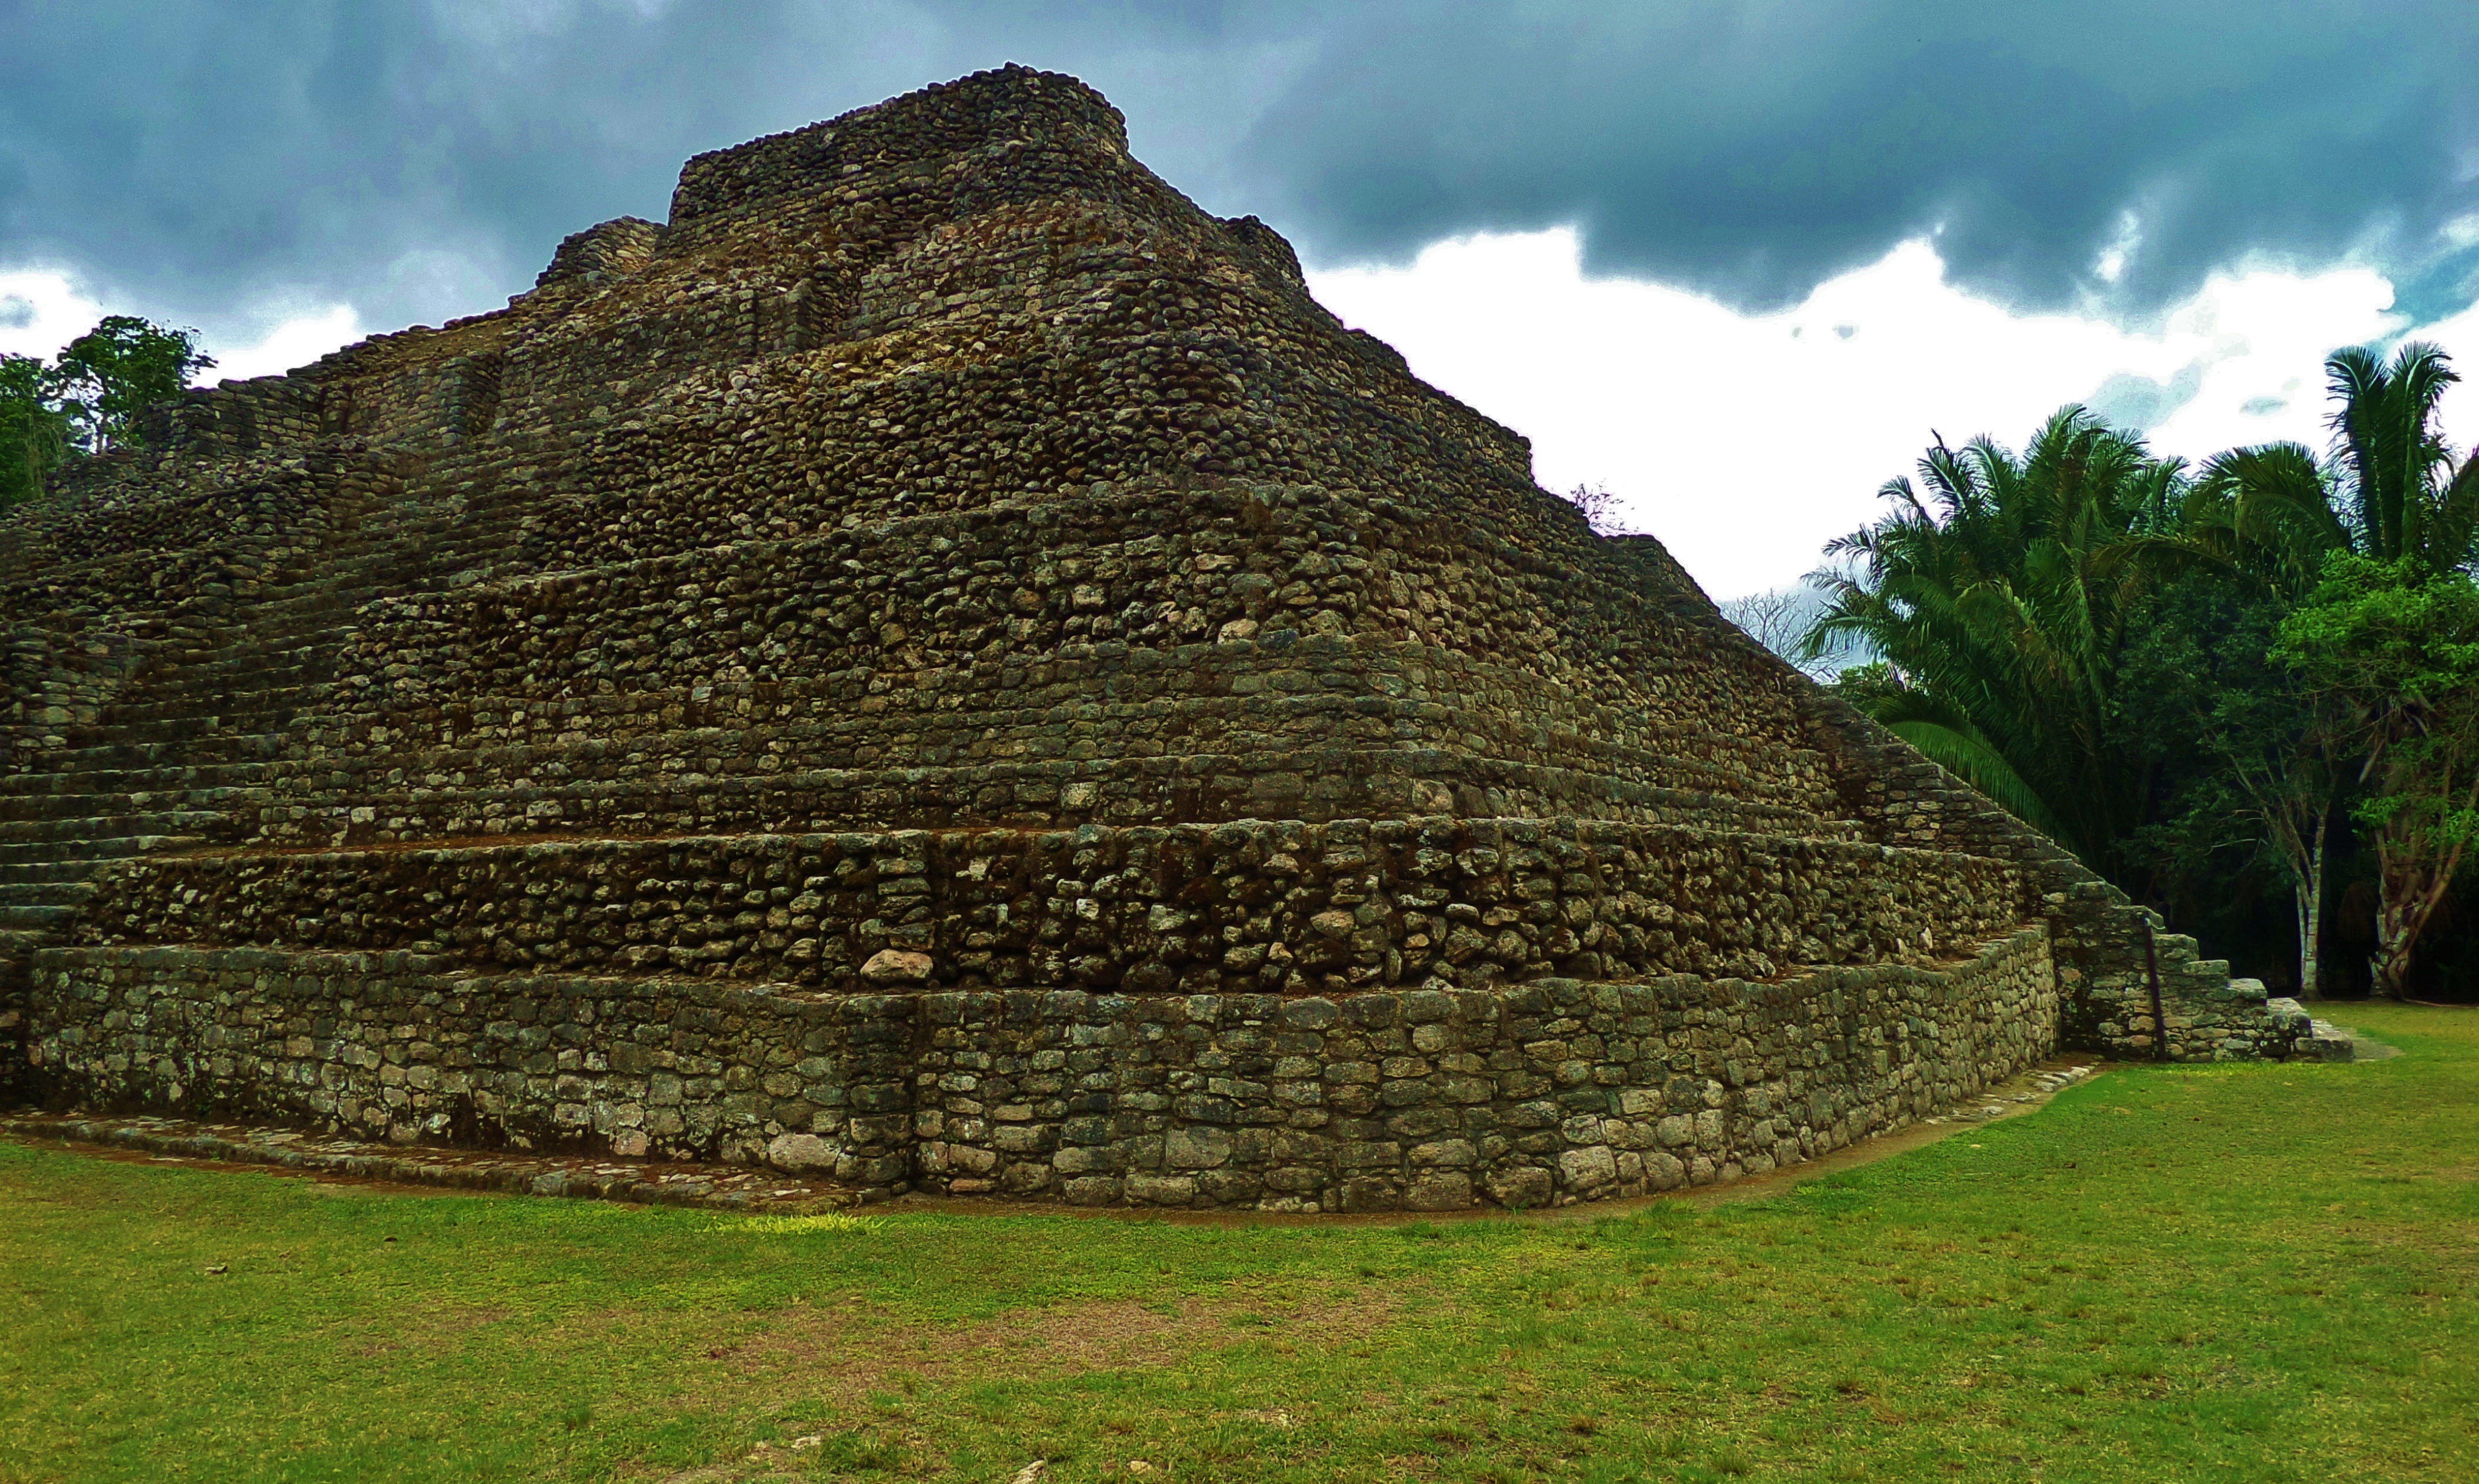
[5,1003,2475,1484]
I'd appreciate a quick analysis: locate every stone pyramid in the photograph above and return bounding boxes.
[0,67,2309,1211]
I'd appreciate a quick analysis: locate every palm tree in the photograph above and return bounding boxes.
[2200,341,2479,998]
[1801,407,2192,864]
[2197,341,2479,581]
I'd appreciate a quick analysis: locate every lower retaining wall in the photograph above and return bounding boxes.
[24,927,2059,1211]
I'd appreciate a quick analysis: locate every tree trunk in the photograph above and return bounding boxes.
[2373,895,2415,1000]
[2295,814,2326,1000]
[2373,836,2470,1000]
[2270,802,2330,1001]
[2371,778,2476,998]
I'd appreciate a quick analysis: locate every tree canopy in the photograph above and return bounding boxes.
[1804,343,2479,999]
[1799,407,2192,863]
[0,315,212,504]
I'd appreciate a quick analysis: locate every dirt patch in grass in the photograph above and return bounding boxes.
[712,1284,1400,1404]
[616,1286,1400,1481]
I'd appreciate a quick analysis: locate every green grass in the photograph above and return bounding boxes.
[6,1003,2476,1483]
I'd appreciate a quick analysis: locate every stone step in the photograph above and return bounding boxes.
[0,809,221,845]
[103,676,328,713]
[0,785,246,822]
[102,707,317,743]
[136,638,338,668]
[0,859,109,887]
[0,901,84,931]
[0,762,253,798]
[2307,1019,2360,1062]
[79,704,312,738]
[13,736,290,773]
[0,833,200,866]
[0,879,97,907]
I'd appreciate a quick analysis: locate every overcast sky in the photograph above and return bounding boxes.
[5,2,2476,596]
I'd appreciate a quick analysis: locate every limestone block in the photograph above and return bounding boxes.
[1484,1165,1553,1208]
[1558,1144,1618,1191]
[1163,1125,1233,1169]
[767,1132,838,1172]
[860,950,935,985]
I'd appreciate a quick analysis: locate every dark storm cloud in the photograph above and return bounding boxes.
[1237,1,2479,316]
[2,1,2474,351]
[0,1,1279,339]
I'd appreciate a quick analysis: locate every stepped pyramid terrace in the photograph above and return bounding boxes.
[0,67,2314,1211]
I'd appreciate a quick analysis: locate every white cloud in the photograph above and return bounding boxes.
[208,303,365,383]
[0,266,364,387]
[2413,296,2479,452]
[0,268,106,361]
[1309,230,2422,598]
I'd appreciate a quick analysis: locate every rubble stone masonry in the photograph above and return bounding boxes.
[0,68,2308,1208]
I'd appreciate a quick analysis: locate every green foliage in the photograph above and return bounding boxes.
[1801,407,2196,863]
[2274,555,2479,994]
[2199,341,2479,583]
[7,1004,2476,1480]
[2326,343,2479,574]
[0,314,213,504]
[0,352,72,505]
[1807,340,2479,992]
[2115,570,2350,993]
[50,314,214,455]
[1823,660,1904,712]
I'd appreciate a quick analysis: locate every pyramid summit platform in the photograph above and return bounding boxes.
[0,67,2310,1210]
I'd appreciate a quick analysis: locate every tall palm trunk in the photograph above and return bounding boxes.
[2291,811,2326,999]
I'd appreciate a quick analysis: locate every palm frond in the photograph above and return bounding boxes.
[1868,697,2078,846]
[2436,452,2479,575]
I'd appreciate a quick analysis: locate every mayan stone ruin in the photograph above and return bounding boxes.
[0,67,2317,1211]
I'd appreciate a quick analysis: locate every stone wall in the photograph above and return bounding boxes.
[137,376,336,458]
[80,819,2026,994]
[0,956,25,1105]
[248,481,1861,850]
[25,924,2056,1211]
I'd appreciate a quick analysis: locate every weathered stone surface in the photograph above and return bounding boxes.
[24,926,2063,1206]
[0,66,2307,1200]
[767,1133,838,1173]
[860,950,935,985]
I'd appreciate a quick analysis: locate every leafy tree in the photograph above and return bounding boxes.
[50,315,213,455]
[2273,557,2479,997]
[2116,571,2350,994]
[1824,660,1907,715]
[1720,585,1836,676]
[0,353,72,505]
[1799,407,2194,863]
[1797,343,2479,996]
[0,316,212,503]
[2174,339,2479,996]
[1561,481,1621,534]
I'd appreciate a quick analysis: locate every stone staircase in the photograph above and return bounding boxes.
[2061,906,2314,1062]
[0,441,570,1090]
